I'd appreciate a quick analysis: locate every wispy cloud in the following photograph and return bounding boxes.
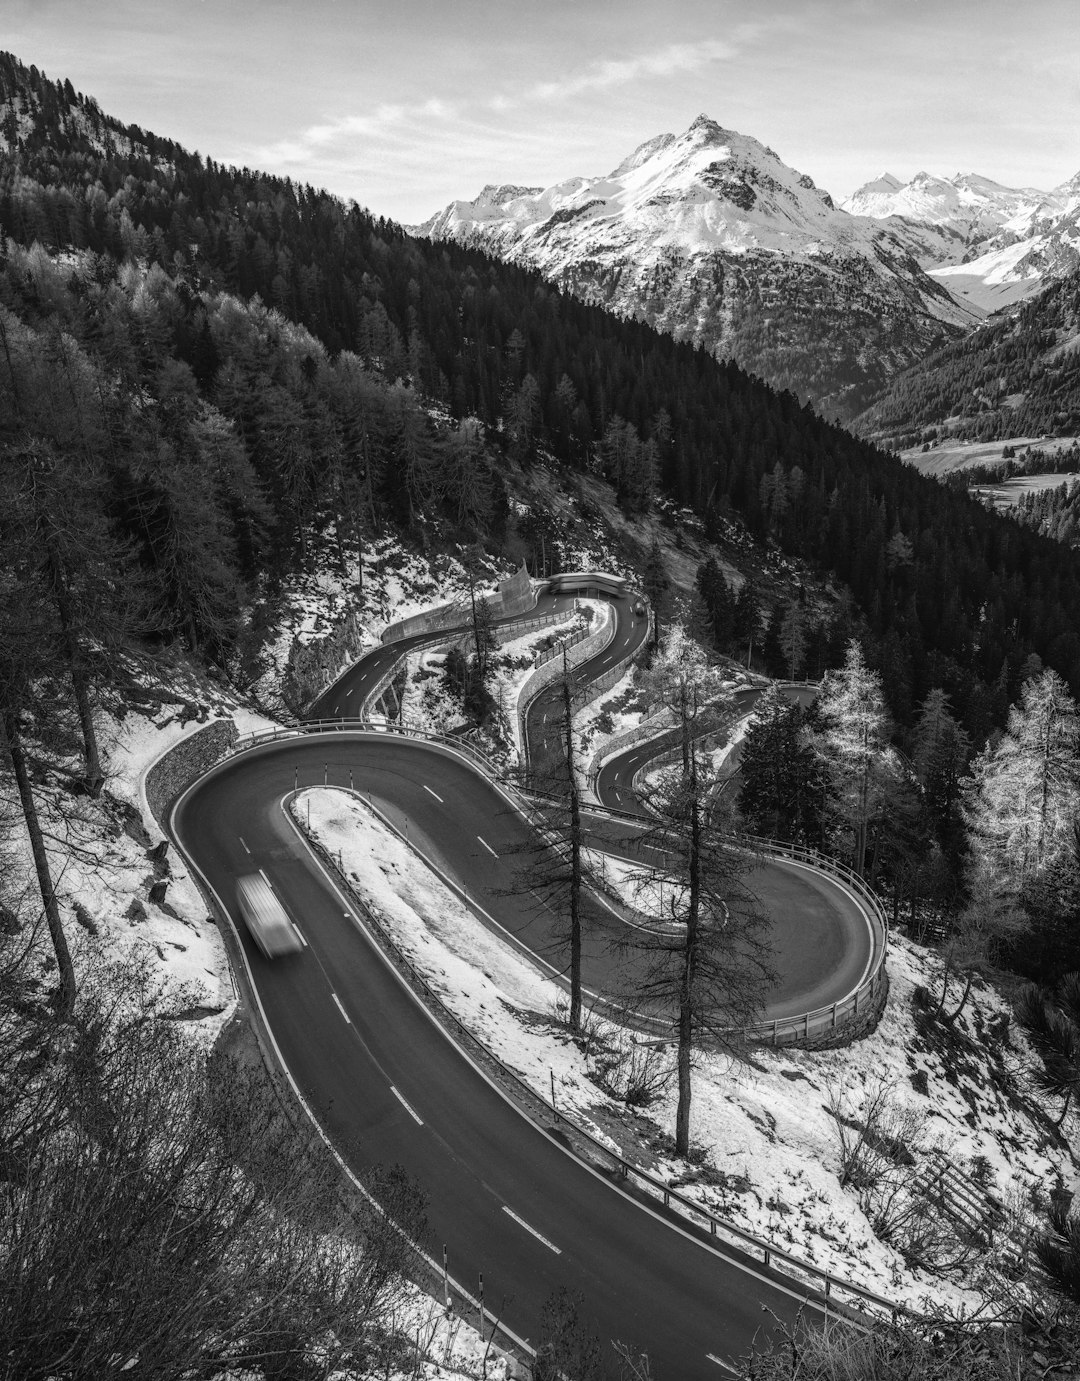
[248,37,744,174]
[519,39,739,104]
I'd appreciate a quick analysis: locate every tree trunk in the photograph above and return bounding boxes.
[3,710,76,1017]
[945,972,975,1025]
[562,668,582,1034]
[675,753,702,1158]
[933,945,954,1020]
[47,543,103,797]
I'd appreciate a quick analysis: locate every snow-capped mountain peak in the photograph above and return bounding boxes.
[843,167,1080,312]
[410,115,978,420]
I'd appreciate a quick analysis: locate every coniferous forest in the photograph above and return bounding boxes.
[855,266,1080,449]
[3,50,1080,750]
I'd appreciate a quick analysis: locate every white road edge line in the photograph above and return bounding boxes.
[503,1205,561,1254]
[477,835,498,857]
[423,785,443,803]
[331,991,351,1024]
[391,1085,424,1126]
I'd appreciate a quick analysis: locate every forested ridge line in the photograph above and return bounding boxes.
[854,266,1080,449]
[4,49,1080,737]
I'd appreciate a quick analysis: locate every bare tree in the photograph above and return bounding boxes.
[0,509,76,1017]
[503,651,592,1032]
[623,626,774,1156]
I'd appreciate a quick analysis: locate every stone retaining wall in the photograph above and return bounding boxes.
[144,719,239,833]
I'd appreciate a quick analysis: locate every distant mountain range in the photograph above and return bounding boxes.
[843,169,1080,314]
[413,119,1079,421]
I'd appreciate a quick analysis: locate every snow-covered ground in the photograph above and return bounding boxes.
[4,667,273,1043]
[252,534,519,712]
[300,785,1079,1317]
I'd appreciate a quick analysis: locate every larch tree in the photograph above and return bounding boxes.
[1016,972,1080,1128]
[815,640,894,878]
[964,669,1080,906]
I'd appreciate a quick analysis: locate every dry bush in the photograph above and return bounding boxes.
[825,1076,987,1275]
[0,953,428,1379]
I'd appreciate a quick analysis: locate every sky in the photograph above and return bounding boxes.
[4,0,1078,224]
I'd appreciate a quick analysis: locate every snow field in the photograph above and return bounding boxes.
[300,786,1078,1317]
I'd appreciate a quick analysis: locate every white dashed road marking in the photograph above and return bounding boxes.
[331,992,350,1023]
[239,837,251,854]
[423,785,444,803]
[503,1206,561,1254]
[477,836,498,858]
[391,1086,424,1125]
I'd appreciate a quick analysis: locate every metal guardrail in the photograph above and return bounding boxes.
[516,600,616,754]
[294,801,908,1326]
[733,833,889,1044]
[535,619,591,668]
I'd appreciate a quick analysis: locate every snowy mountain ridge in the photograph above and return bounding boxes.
[844,167,1080,312]
[412,115,977,420]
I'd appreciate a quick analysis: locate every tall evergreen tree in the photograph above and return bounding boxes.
[738,686,827,845]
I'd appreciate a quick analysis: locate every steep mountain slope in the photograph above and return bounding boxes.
[845,169,1080,313]
[7,50,1080,735]
[413,115,976,420]
[852,267,1080,448]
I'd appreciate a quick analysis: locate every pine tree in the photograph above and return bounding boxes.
[1016,974,1080,1127]
[738,685,827,844]
[642,538,669,652]
[694,556,734,650]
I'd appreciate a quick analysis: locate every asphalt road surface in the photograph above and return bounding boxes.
[170,592,869,1374]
